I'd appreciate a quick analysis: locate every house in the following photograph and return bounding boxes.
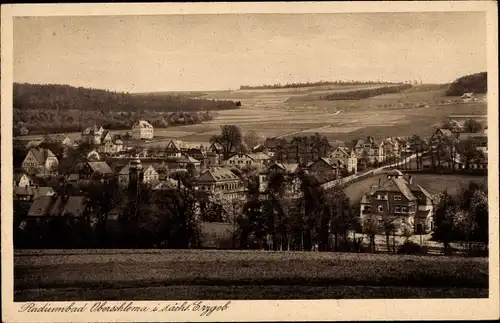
[87,150,101,161]
[209,142,224,155]
[79,161,113,180]
[14,186,56,201]
[195,167,245,200]
[132,120,154,140]
[308,157,339,183]
[49,134,75,148]
[27,195,90,218]
[381,137,401,161]
[328,147,358,174]
[461,92,476,103]
[205,151,220,168]
[165,140,184,158]
[359,170,434,235]
[22,148,59,175]
[143,164,160,185]
[14,173,33,188]
[354,137,384,163]
[81,125,105,145]
[99,138,124,155]
[225,152,271,169]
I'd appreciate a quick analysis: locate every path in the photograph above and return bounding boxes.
[321,152,421,191]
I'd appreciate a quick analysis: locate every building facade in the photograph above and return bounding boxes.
[132,120,154,140]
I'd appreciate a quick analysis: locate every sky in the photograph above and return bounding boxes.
[13,12,487,92]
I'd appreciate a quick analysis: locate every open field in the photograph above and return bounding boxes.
[344,173,487,204]
[14,249,487,300]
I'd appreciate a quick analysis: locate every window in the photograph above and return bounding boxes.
[401,206,408,213]
[377,194,387,200]
[394,195,402,201]
[394,206,401,213]
[378,205,384,213]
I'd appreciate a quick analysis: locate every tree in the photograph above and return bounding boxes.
[463,119,483,133]
[362,214,379,253]
[243,130,263,150]
[432,191,457,254]
[86,180,125,247]
[457,139,480,169]
[210,125,243,160]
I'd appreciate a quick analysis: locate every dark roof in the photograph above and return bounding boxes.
[86,161,113,174]
[27,196,89,217]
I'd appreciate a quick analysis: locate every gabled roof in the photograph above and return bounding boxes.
[167,140,184,151]
[86,161,113,174]
[133,120,153,128]
[27,196,88,217]
[331,147,350,157]
[270,163,299,173]
[246,152,271,160]
[197,167,240,182]
[27,148,56,165]
[310,157,337,169]
[375,177,416,201]
[27,196,54,216]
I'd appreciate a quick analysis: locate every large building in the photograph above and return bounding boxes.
[132,120,154,140]
[195,167,245,200]
[359,170,434,235]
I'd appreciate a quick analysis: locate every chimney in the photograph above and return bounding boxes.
[378,178,381,187]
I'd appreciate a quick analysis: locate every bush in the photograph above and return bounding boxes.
[397,241,428,255]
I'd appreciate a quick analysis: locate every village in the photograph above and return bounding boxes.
[13,105,488,251]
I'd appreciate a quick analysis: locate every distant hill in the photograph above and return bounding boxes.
[446,72,487,96]
[14,83,241,112]
[13,83,240,136]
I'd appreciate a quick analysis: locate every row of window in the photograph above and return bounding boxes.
[377,194,402,201]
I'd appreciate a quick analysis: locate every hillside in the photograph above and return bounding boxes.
[446,72,487,96]
[14,83,241,112]
[13,83,241,135]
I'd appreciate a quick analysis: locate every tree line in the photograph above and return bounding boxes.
[445,72,487,96]
[320,84,412,100]
[240,80,399,90]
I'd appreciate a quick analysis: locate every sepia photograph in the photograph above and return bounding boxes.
[1,1,499,322]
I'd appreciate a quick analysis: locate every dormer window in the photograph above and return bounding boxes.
[394,195,402,201]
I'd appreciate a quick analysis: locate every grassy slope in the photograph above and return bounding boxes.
[15,250,487,291]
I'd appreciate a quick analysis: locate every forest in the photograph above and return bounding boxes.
[13,83,240,135]
[445,72,487,96]
[320,84,413,100]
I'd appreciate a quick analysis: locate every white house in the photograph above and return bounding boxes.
[461,92,476,103]
[132,120,154,140]
[329,147,358,174]
[143,164,160,185]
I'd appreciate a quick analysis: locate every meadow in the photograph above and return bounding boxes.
[14,249,488,300]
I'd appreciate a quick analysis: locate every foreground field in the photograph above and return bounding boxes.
[14,250,488,300]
